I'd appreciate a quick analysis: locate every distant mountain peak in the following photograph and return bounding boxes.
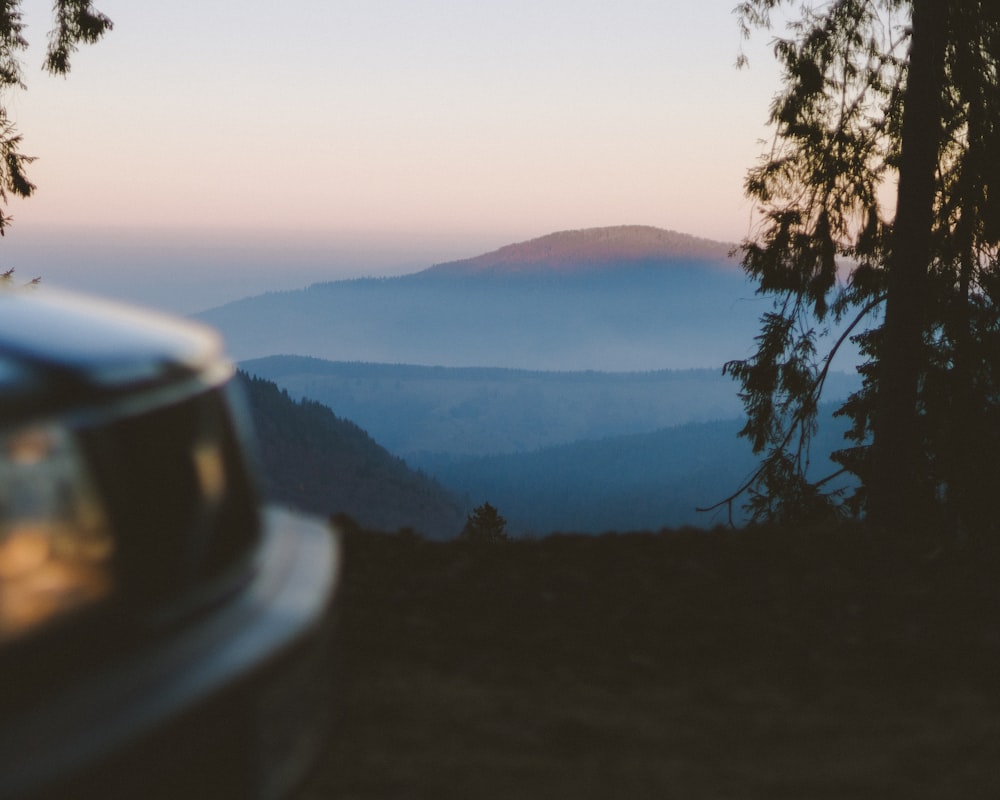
[422,225,736,276]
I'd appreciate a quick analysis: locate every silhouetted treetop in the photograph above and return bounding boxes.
[721,1,1000,534]
[0,0,112,233]
[460,502,509,544]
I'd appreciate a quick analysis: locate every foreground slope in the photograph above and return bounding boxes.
[197,226,762,371]
[303,527,1000,799]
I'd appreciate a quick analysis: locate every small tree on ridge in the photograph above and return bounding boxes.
[460,502,508,544]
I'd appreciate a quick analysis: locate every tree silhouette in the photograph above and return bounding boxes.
[0,1,112,234]
[720,1,1000,533]
[460,502,508,544]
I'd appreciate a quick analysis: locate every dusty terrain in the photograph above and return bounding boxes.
[302,522,1000,799]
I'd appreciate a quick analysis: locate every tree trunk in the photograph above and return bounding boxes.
[867,0,948,531]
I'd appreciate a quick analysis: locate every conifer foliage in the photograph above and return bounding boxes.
[460,503,509,544]
[0,1,111,233]
[725,1,1000,532]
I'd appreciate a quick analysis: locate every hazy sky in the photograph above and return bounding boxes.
[4,1,783,311]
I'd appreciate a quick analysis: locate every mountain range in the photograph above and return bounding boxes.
[241,354,860,462]
[238,356,859,534]
[220,225,866,535]
[428,407,854,534]
[196,226,772,371]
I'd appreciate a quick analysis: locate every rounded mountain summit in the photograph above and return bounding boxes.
[423,226,736,277]
[197,225,755,371]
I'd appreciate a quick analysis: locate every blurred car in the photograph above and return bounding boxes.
[0,287,339,799]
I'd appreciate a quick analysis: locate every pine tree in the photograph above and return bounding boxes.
[0,1,112,234]
[724,1,1000,533]
[460,502,509,544]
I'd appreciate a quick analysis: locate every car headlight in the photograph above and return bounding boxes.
[0,423,114,642]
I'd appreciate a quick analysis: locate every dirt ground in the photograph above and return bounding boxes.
[300,524,1000,799]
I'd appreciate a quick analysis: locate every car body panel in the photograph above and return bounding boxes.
[0,289,341,798]
[0,509,339,800]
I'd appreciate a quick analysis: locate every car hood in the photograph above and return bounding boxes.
[0,288,228,420]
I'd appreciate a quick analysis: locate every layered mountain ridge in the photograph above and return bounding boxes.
[196,225,760,370]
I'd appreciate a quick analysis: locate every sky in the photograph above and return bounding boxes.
[2,1,784,312]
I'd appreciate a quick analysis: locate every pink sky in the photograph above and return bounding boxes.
[2,1,783,310]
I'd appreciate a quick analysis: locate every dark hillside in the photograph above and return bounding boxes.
[303,525,1000,799]
[425,417,757,532]
[424,407,854,533]
[238,372,465,538]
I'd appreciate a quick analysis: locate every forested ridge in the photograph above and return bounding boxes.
[427,406,852,534]
[238,372,465,538]
[242,354,861,461]
[239,359,860,535]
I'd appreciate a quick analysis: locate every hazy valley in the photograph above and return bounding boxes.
[227,225,865,536]
[240,356,858,535]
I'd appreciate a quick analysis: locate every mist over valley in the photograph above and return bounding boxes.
[224,226,864,534]
[241,355,858,534]
[242,355,859,463]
